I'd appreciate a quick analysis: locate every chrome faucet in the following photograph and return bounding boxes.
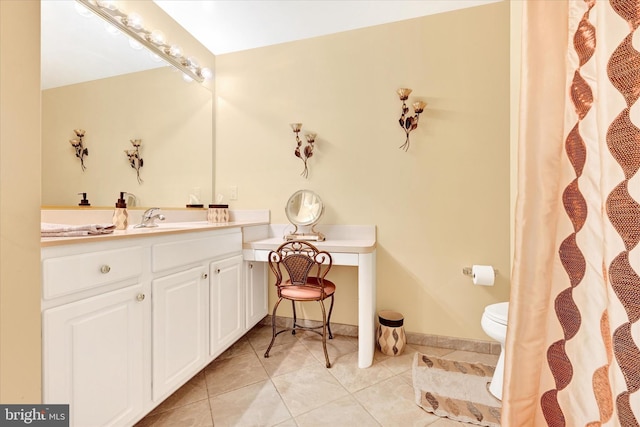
[134,208,165,228]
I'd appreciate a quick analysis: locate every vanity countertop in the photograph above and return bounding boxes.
[242,224,377,254]
[243,236,376,254]
[41,209,270,247]
[41,220,269,247]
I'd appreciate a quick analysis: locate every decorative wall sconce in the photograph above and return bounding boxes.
[76,0,213,83]
[290,123,317,179]
[397,88,427,151]
[69,129,88,171]
[125,139,144,184]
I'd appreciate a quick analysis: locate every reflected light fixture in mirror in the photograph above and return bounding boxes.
[69,128,88,171]
[284,190,326,242]
[76,0,213,83]
[397,88,427,151]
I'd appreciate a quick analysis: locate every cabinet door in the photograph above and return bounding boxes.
[43,285,145,427]
[209,255,244,357]
[152,266,208,401]
[245,261,268,329]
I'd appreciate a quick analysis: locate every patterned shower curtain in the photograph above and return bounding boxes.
[503,0,640,425]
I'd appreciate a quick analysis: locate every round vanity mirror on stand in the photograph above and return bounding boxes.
[284,190,326,241]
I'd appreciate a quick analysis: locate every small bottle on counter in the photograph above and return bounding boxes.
[113,192,129,230]
[78,192,91,207]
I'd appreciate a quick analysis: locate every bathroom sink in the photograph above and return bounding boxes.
[157,221,209,228]
[127,221,211,232]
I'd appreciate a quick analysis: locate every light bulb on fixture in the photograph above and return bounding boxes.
[128,38,143,50]
[200,67,213,80]
[396,88,427,151]
[289,123,317,178]
[96,0,117,11]
[149,30,165,45]
[148,52,163,63]
[104,22,120,36]
[185,57,199,71]
[167,45,182,58]
[76,0,211,83]
[125,12,143,30]
[74,2,94,18]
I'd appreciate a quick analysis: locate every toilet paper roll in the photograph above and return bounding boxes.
[472,265,495,286]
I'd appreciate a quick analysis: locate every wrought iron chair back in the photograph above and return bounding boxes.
[264,241,336,367]
[270,241,332,294]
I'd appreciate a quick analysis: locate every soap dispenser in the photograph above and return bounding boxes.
[78,192,90,207]
[113,192,128,230]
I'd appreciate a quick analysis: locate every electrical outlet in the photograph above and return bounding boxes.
[230,185,238,201]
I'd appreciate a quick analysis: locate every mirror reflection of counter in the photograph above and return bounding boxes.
[242,223,377,368]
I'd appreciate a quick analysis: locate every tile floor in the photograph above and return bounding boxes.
[135,325,499,427]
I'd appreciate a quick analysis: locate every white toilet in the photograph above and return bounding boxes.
[481,301,509,400]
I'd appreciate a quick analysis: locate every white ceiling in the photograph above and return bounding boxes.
[152,0,502,55]
[41,0,501,89]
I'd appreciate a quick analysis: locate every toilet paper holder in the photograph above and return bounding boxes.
[462,266,498,276]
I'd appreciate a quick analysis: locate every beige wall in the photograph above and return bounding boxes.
[42,68,213,208]
[0,1,42,402]
[216,2,511,340]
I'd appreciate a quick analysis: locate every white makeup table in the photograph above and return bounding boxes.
[242,224,377,368]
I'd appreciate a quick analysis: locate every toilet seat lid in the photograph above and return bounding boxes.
[484,302,509,325]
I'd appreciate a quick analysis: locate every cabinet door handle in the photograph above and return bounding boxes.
[100,265,111,274]
[216,268,221,274]
[136,293,145,302]
[202,273,208,279]
[249,263,253,269]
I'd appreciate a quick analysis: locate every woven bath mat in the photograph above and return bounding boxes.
[412,353,502,427]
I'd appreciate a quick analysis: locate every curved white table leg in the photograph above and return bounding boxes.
[358,249,376,368]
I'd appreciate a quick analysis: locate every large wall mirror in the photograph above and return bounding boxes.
[41,1,213,208]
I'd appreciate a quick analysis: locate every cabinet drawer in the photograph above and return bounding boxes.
[152,231,241,273]
[43,247,143,300]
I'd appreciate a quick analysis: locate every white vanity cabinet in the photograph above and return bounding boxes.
[41,243,147,427]
[41,225,268,426]
[209,255,244,357]
[151,265,208,401]
[208,258,268,358]
[245,261,268,329]
[150,228,243,401]
[43,286,146,427]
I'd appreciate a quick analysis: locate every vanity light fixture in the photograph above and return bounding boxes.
[69,129,88,171]
[125,139,143,184]
[397,88,427,151]
[76,0,213,83]
[290,123,317,179]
